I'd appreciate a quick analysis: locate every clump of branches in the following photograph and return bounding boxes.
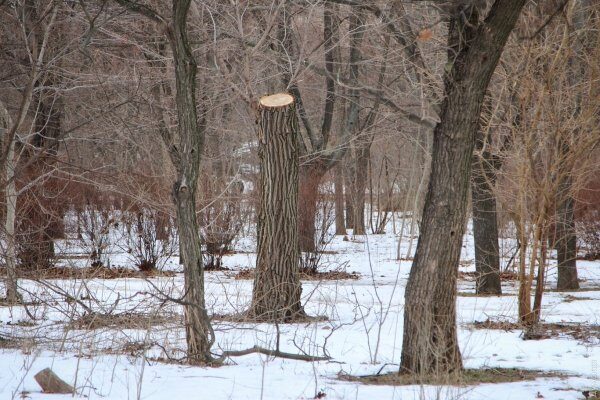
[199,181,245,270]
[300,184,336,275]
[121,209,177,272]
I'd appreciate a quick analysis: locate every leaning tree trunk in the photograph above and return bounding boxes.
[401,0,526,376]
[471,133,502,295]
[249,93,304,321]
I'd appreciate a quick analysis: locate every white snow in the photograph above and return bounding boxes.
[1,218,599,400]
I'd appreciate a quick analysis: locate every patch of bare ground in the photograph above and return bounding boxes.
[212,312,328,324]
[232,268,359,281]
[546,284,600,293]
[338,367,564,386]
[0,335,27,350]
[457,292,514,297]
[67,311,181,330]
[459,271,519,281]
[0,266,175,280]
[204,265,230,272]
[561,294,594,302]
[0,298,40,307]
[469,319,600,342]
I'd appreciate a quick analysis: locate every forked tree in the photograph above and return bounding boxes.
[401,0,526,375]
[249,93,304,321]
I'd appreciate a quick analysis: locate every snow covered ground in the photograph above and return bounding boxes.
[1,220,599,400]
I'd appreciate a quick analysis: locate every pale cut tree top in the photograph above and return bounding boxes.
[259,93,294,109]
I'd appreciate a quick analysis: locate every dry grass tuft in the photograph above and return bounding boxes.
[233,268,359,281]
[338,367,563,386]
[68,311,181,330]
[0,266,175,280]
[469,319,600,342]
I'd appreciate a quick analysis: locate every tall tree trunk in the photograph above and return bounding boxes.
[471,132,502,295]
[1,105,20,303]
[555,0,590,290]
[334,163,346,235]
[116,0,214,363]
[401,0,526,376]
[168,0,213,364]
[249,93,304,321]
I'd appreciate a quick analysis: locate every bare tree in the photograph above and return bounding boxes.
[112,0,214,364]
[401,0,527,376]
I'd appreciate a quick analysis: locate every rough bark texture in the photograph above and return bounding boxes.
[116,0,215,362]
[471,132,502,295]
[249,94,304,321]
[168,0,213,364]
[401,0,526,376]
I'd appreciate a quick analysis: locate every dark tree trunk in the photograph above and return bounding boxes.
[556,173,579,290]
[471,132,502,295]
[555,0,589,291]
[334,163,346,235]
[298,165,325,253]
[168,0,213,364]
[352,148,369,235]
[344,159,355,230]
[116,0,215,362]
[401,0,526,376]
[249,93,304,321]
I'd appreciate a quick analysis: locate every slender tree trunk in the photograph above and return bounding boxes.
[344,158,355,230]
[352,148,369,235]
[517,219,532,322]
[249,93,304,321]
[116,0,214,363]
[401,0,526,375]
[334,163,346,235]
[471,134,502,295]
[169,0,213,363]
[406,133,431,257]
[1,105,20,303]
